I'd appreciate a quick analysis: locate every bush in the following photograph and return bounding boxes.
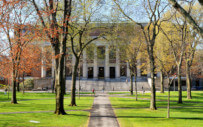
[0,84,6,89]
[20,79,34,90]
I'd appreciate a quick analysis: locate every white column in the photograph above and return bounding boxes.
[127,62,130,78]
[157,72,161,77]
[93,47,98,79]
[83,50,87,79]
[147,65,151,77]
[41,46,46,78]
[137,59,141,77]
[105,45,110,79]
[116,48,120,78]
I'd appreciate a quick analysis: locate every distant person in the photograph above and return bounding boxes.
[142,86,145,94]
[4,88,7,95]
[92,88,95,96]
[102,87,105,93]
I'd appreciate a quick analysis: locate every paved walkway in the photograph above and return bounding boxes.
[88,92,120,127]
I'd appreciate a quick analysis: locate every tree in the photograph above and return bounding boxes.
[126,26,145,99]
[0,1,37,104]
[184,2,201,99]
[155,28,175,93]
[167,0,203,38]
[113,0,168,110]
[18,44,42,93]
[68,0,110,106]
[32,0,72,115]
[160,1,196,103]
[0,55,12,88]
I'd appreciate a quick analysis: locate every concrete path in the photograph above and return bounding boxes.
[88,92,120,127]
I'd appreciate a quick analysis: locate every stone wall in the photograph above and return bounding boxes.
[154,78,187,91]
[34,78,53,90]
[33,77,202,91]
[65,79,151,91]
[33,78,150,91]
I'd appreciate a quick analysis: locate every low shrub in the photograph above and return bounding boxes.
[20,78,34,90]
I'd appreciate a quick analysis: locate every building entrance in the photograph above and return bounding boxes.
[88,67,93,78]
[110,67,115,78]
[98,67,104,78]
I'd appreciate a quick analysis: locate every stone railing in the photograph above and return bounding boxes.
[109,59,116,63]
[98,59,105,65]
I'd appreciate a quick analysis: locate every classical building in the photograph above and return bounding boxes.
[38,24,203,91]
[41,44,140,79]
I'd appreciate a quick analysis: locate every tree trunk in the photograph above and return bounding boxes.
[52,76,55,93]
[6,79,9,99]
[130,73,133,95]
[177,66,182,103]
[186,61,192,99]
[22,72,25,94]
[134,72,137,101]
[149,46,157,110]
[52,69,55,93]
[17,76,20,92]
[160,71,164,93]
[54,42,66,115]
[70,57,79,106]
[11,69,17,104]
[167,78,170,118]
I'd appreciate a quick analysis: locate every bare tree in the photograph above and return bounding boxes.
[160,1,195,103]
[113,0,168,110]
[68,0,110,106]
[32,0,72,115]
[167,0,203,38]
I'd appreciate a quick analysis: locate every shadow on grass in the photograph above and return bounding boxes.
[172,107,203,114]
[117,115,203,120]
[68,113,89,117]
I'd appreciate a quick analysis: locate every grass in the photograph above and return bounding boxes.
[109,91,203,103]
[0,111,89,127]
[108,92,129,95]
[110,91,203,127]
[0,92,94,127]
[0,92,57,101]
[0,91,93,101]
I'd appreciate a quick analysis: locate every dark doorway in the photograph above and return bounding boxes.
[98,67,104,79]
[110,67,115,78]
[88,67,93,78]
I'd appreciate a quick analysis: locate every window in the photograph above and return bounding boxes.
[97,46,105,59]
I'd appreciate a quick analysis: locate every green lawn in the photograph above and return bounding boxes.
[0,111,89,127]
[0,92,58,101]
[109,91,203,103]
[110,91,203,127]
[0,91,93,101]
[108,92,129,95]
[0,92,94,127]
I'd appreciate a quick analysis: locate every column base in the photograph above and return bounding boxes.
[116,78,121,81]
[105,78,110,81]
[93,78,98,81]
[82,77,88,80]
